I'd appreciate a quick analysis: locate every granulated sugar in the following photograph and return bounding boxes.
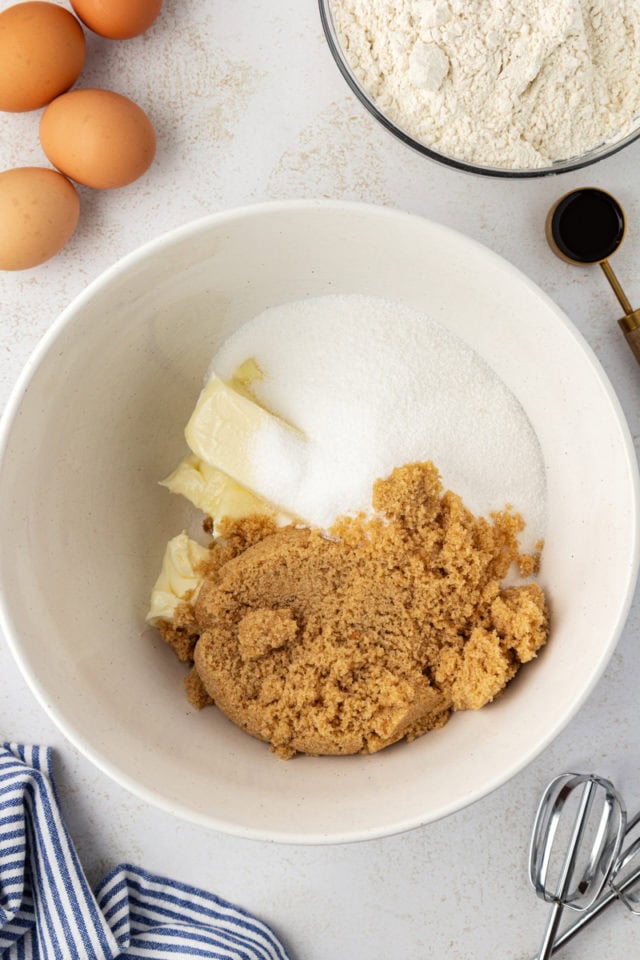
[211,294,546,548]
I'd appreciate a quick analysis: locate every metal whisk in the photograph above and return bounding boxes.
[537,806,640,955]
[528,773,626,960]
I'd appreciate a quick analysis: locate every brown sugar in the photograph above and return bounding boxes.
[161,461,548,758]
[183,665,214,709]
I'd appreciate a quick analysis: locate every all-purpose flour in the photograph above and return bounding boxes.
[332,0,640,169]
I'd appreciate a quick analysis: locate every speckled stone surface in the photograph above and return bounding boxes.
[1,2,640,958]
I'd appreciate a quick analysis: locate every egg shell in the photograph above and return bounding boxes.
[39,88,156,190]
[0,167,80,270]
[70,0,162,39]
[0,2,85,112]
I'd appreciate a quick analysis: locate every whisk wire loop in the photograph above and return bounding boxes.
[530,773,626,912]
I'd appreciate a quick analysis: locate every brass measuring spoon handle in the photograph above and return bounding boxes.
[598,260,640,362]
[619,310,640,364]
[600,259,634,315]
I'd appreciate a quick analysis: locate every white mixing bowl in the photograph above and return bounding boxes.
[0,201,638,843]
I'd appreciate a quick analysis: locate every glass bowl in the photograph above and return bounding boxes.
[319,0,640,179]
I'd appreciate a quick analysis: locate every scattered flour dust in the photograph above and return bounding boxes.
[331,0,640,169]
[210,294,546,551]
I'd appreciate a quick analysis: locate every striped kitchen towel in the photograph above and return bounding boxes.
[0,744,293,960]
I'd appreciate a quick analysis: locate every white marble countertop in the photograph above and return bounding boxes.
[2,2,640,958]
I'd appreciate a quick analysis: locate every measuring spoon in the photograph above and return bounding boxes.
[546,187,640,364]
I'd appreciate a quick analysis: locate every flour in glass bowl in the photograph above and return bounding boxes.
[330,0,640,170]
[211,294,546,551]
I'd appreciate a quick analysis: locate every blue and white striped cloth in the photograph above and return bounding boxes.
[0,744,293,960]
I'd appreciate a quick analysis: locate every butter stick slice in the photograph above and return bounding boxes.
[184,374,307,512]
[146,532,210,625]
[161,453,275,524]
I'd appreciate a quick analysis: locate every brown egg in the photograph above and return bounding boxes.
[0,2,85,112]
[40,88,156,189]
[0,167,80,270]
[70,0,162,39]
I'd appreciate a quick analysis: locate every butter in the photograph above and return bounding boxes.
[146,532,210,624]
[150,363,306,625]
[184,374,306,511]
[227,357,264,398]
[161,453,273,526]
